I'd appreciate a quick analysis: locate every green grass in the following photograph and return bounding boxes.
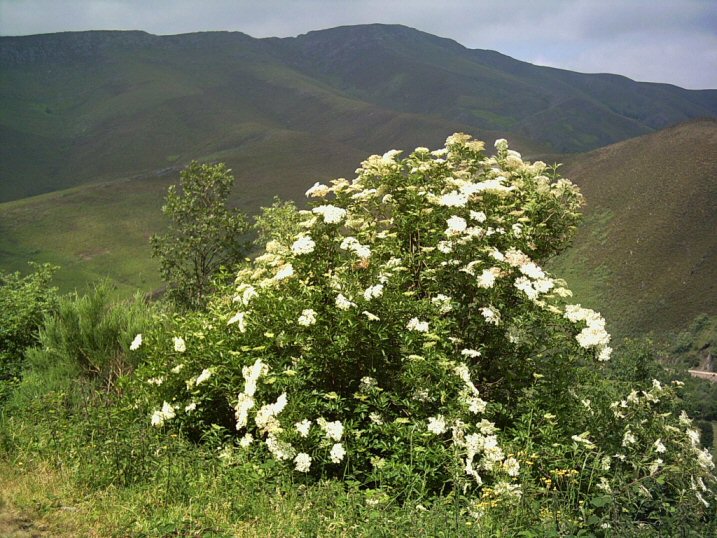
[549,118,717,337]
[0,177,168,295]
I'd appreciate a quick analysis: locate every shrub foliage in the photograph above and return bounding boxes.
[129,135,716,532]
[151,161,250,309]
[0,263,57,403]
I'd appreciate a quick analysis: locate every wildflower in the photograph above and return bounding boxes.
[362,311,380,321]
[129,333,142,350]
[649,458,663,475]
[195,368,212,386]
[439,191,468,207]
[622,430,637,447]
[184,402,197,413]
[295,419,312,438]
[494,138,508,151]
[697,448,715,471]
[571,432,596,449]
[340,236,371,259]
[291,235,316,255]
[514,277,539,300]
[359,376,377,391]
[686,428,700,447]
[266,434,295,461]
[519,262,546,280]
[305,182,330,198]
[597,477,612,494]
[147,376,164,385]
[151,401,176,427]
[313,204,347,224]
[470,210,487,223]
[335,294,356,310]
[294,452,312,472]
[407,317,429,332]
[477,268,498,288]
[239,433,253,447]
[431,294,453,313]
[427,415,447,435]
[597,346,613,361]
[171,363,184,374]
[461,348,481,358]
[503,457,520,477]
[274,264,295,281]
[363,284,384,301]
[227,311,247,332]
[653,439,666,453]
[477,419,498,434]
[297,309,317,327]
[445,215,467,235]
[173,336,186,353]
[318,418,344,441]
[255,393,288,434]
[330,443,346,463]
[369,412,383,425]
[480,306,500,325]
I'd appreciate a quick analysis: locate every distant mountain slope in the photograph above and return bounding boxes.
[551,118,717,335]
[275,25,717,151]
[2,24,715,202]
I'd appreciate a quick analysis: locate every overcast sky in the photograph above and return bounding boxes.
[1,0,715,89]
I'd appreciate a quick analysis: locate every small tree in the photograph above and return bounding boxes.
[151,162,250,309]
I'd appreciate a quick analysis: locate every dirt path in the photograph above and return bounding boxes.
[0,502,47,538]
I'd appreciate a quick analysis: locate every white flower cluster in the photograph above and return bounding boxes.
[235,359,268,430]
[335,293,356,310]
[340,236,371,259]
[195,368,212,386]
[255,393,288,435]
[297,308,317,327]
[227,311,247,331]
[564,304,612,361]
[431,294,453,314]
[173,336,186,353]
[427,415,447,435]
[305,182,330,198]
[406,317,429,333]
[317,418,344,442]
[151,401,176,427]
[363,284,384,301]
[312,204,347,224]
[130,333,142,350]
[291,235,316,255]
[454,364,487,414]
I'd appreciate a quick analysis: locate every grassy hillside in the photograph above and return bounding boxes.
[550,118,717,336]
[2,118,716,338]
[2,25,715,202]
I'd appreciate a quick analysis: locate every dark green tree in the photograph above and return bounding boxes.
[151,162,250,309]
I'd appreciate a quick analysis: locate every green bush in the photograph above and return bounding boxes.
[135,134,716,533]
[36,280,154,389]
[0,263,57,403]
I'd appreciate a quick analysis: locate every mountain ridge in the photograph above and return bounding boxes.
[2,24,716,202]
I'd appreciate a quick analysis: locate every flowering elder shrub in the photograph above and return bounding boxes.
[135,134,715,525]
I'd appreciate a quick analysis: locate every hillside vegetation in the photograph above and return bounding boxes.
[2,119,715,343]
[551,118,717,336]
[2,24,716,202]
[1,135,714,536]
